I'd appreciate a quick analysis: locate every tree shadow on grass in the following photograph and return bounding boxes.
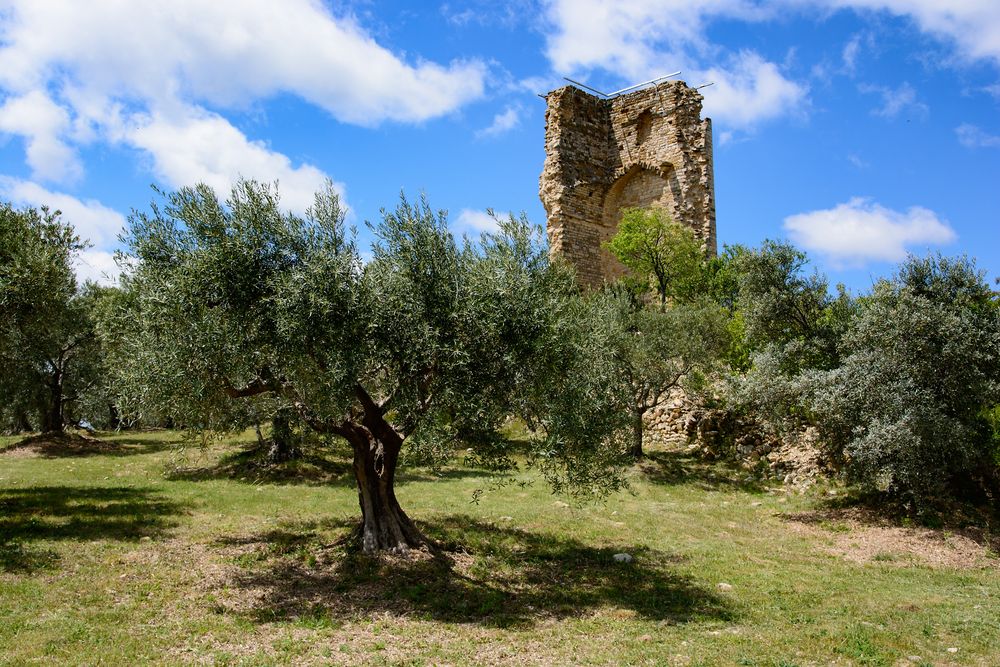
[640,449,767,494]
[5,432,180,458]
[214,514,732,628]
[165,446,357,487]
[0,486,185,573]
[166,445,496,488]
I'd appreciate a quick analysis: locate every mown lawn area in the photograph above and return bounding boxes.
[1,430,997,666]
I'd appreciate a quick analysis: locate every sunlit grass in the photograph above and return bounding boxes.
[0,430,997,665]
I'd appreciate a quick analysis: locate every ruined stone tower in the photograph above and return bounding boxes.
[539,81,716,287]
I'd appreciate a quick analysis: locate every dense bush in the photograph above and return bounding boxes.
[723,240,854,436]
[720,242,999,507]
[803,255,1000,504]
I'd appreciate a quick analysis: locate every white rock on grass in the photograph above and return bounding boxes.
[716,582,733,591]
[613,553,633,563]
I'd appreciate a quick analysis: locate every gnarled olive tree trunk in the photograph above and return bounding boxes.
[333,386,426,554]
[344,414,424,554]
[267,408,301,463]
[41,365,66,434]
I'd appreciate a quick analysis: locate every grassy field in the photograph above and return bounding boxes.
[0,430,997,666]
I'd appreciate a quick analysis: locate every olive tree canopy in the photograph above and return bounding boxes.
[109,181,628,553]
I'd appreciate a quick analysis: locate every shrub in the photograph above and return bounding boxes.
[805,254,1000,505]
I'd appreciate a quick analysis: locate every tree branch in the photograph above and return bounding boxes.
[220,375,277,398]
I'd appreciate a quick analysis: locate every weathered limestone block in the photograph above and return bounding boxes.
[540,82,717,287]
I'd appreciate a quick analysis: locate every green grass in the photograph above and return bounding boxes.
[1,430,998,665]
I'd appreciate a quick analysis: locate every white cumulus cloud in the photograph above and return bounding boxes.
[699,52,808,127]
[0,177,126,248]
[0,0,486,126]
[0,177,128,284]
[784,197,956,266]
[73,249,120,286]
[125,108,340,214]
[0,90,82,183]
[540,0,806,129]
[0,0,488,210]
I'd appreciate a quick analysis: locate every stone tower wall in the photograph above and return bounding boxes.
[540,81,716,287]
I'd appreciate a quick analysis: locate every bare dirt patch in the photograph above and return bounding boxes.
[783,507,998,569]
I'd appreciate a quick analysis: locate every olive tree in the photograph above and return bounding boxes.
[596,290,728,458]
[0,203,103,434]
[724,240,854,434]
[108,181,628,553]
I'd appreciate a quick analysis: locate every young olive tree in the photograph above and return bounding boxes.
[596,290,728,458]
[109,181,629,553]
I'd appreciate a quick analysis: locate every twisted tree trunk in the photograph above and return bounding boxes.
[342,385,425,554]
[42,365,65,434]
[267,408,301,463]
[346,419,424,554]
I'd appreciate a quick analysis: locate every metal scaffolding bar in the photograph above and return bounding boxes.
[606,71,681,97]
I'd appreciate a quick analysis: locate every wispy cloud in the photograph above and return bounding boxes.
[847,153,869,169]
[815,0,1000,68]
[453,208,502,234]
[859,82,928,119]
[475,106,521,139]
[956,123,1000,148]
[842,34,862,74]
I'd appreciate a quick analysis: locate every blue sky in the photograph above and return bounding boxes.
[0,0,997,292]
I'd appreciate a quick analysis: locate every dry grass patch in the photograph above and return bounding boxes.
[784,506,999,569]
